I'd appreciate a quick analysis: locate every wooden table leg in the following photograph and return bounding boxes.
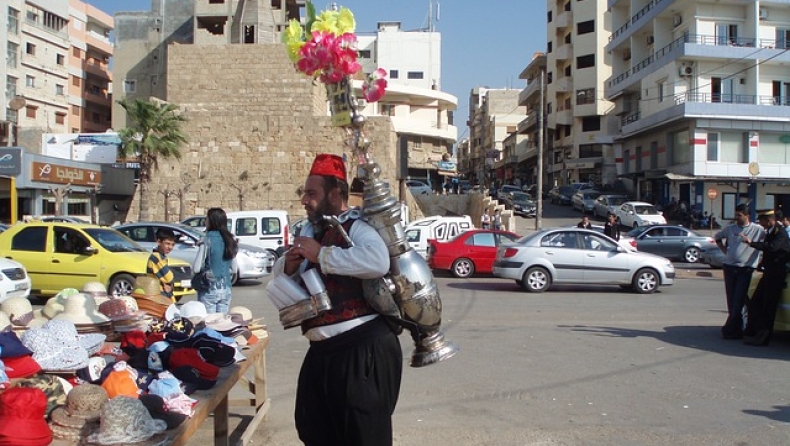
[214,395,229,446]
[254,346,267,415]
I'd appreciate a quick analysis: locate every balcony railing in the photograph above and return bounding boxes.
[674,93,790,106]
[609,0,668,42]
[621,111,640,126]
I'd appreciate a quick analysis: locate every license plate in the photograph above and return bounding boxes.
[14,283,28,291]
[180,279,192,288]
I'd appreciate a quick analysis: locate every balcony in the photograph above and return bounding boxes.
[555,76,573,93]
[606,0,672,52]
[517,113,538,134]
[86,30,113,56]
[554,43,573,61]
[83,59,111,79]
[389,116,457,143]
[519,80,541,106]
[556,104,573,125]
[84,86,112,107]
[555,9,573,29]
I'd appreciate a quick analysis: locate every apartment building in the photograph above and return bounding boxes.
[355,21,458,186]
[68,0,113,133]
[465,87,525,189]
[2,0,113,148]
[605,0,790,218]
[515,52,548,187]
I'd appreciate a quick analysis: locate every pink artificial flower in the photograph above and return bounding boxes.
[362,68,388,102]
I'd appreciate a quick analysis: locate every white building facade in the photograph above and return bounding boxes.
[605,0,790,219]
[355,21,457,189]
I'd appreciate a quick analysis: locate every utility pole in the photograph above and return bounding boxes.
[536,70,544,231]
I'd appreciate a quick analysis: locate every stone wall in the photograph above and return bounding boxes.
[127,43,398,223]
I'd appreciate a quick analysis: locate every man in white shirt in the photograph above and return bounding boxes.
[273,153,402,446]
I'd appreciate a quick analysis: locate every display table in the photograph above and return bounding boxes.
[52,335,270,446]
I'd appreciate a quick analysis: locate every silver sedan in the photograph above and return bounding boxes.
[493,228,675,294]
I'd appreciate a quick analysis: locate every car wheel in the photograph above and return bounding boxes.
[267,249,279,262]
[520,267,551,293]
[109,273,136,297]
[632,268,659,294]
[231,271,239,286]
[684,247,701,263]
[451,258,475,278]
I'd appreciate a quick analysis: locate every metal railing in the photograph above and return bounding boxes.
[675,93,790,106]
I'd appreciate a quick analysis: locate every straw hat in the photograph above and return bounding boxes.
[130,277,163,298]
[53,293,111,326]
[81,282,110,306]
[0,311,10,331]
[82,397,168,446]
[41,288,81,320]
[1,296,37,326]
[50,384,108,432]
[229,306,264,327]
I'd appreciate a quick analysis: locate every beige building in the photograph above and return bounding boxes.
[545,0,614,187]
[605,0,790,215]
[67,0,113,133]
[515,52,547,187]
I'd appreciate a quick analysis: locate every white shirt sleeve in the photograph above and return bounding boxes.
[271,219,390,280]
[319,219,390,279]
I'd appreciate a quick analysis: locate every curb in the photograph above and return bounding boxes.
[674,268,724,280]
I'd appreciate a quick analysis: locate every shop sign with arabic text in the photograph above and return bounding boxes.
[31,161,101,186]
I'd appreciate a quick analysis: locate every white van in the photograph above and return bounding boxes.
[405,215,474,259]
[225,210,291,259]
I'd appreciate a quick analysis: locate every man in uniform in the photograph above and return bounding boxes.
[273,153,402,446]
[740,209,790,346]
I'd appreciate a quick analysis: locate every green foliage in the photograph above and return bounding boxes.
[117,98,187,176]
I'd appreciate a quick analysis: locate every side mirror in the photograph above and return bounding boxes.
[83,245,98,255]
[181,237,196,246]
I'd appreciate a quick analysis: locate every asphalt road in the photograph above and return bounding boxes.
[202,272,789,446]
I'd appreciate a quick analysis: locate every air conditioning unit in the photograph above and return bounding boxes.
[673,15,682,27]
[646,35,655,45]
[759,8,768,21]
[679,64,694,76]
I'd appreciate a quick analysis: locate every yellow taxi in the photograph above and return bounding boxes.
[748,272,790,331]
[0,222,193,299]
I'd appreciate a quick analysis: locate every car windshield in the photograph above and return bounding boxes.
[512,192,531,202]
[584,192,601,200]
[83,228,146,253]
[174,224,205,239]
[609,196,627,205]
[634,205,659,215]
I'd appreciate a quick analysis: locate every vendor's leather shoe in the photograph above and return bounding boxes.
[744,330,769,346]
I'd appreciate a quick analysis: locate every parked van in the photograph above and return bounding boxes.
[225,210,290,259]
[405,215,474,259]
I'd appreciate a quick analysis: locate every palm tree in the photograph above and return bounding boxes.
[117,98,188,221]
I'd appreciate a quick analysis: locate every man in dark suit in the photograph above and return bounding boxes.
[740,209,790,346]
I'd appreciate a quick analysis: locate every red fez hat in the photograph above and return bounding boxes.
[309,154,347,182]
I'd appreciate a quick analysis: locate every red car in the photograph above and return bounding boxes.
[427,229,520,278]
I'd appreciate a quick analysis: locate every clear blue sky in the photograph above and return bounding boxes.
[87,0,546,134]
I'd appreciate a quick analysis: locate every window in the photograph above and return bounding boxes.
[407,71,424,79]
[577,20,594,35]
[707,132,719,161]
[54,228,89,254]
[380,104,395,116]
[576,88,595,105]
[26,10,38,24]
[25,105,36,118]
[72,77,80,87]
[576,54,595,69]
[579,144,602,158]
[72,47,80,58]
[42,11,67,32]
[547,72,553,84]
[541,231,578,249]
[6,76,17,98]
[55,113,65,124]
[25,42,35,55]
[56,54,65,65]
[581,116,601,132]
[123,79,136,93]
[12,227,47,251]
[547,11,552,22]
[25,75,35,88]
[389,70,399,79]
[235,218,257,236]
[262,217,281,235]
[657,81,665,102]
[469,232,496,247]
[55,84,64,95]
[547,41,552,53]
[8,7,19,34]
[7,42,18,68]
[92,112,100,123]
[671,130,690,164]
[359,50,371,58]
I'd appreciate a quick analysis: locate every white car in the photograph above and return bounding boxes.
[406,180,432,195]
[593,194,629,219]
[0,258,32,303]
[493,228,674,294]
[615,201,667,229]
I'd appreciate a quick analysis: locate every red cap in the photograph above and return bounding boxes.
[169,348,219,381]
[2,355,42,379]
[0,387,53,445]
[309,154,346,182]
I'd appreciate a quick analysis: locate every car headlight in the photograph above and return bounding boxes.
[241,249,270,259]
[513,205,522,210]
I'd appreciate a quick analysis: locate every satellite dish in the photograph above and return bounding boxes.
[8,96,26,111]
[748,162,760,176]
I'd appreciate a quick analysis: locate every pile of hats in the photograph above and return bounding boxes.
[99,295,153,333]
[131,277,173,320]
[82,281,112,307]
[0,329,42,384]
[0,296,43,331]
[52,292,113,335]
[229,305,268,346]
[20,319,105,372]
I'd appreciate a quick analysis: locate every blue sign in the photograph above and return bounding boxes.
[0,148,22,176]
[438,161,456,172]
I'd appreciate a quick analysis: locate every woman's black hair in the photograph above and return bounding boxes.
[206,207,238,260]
